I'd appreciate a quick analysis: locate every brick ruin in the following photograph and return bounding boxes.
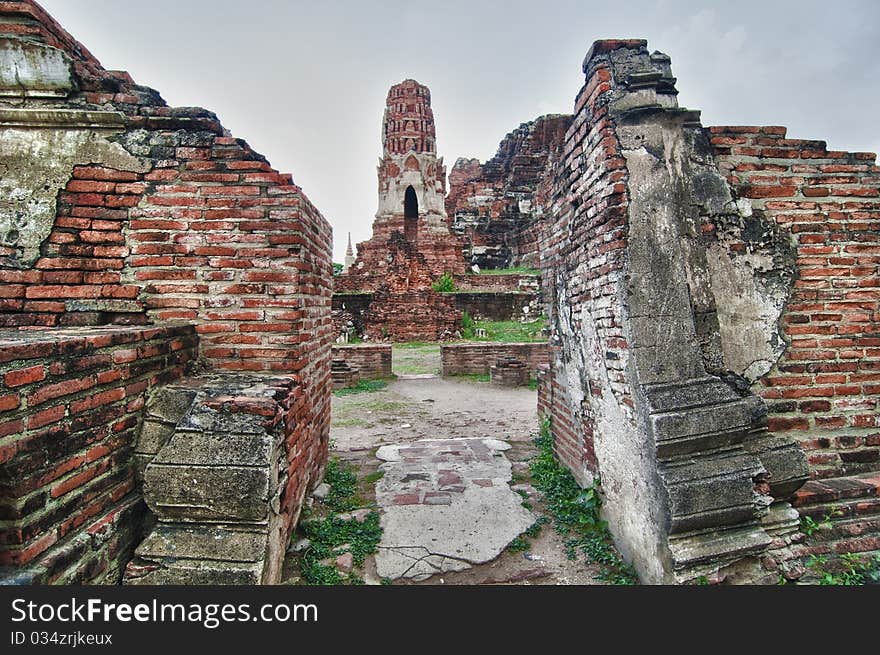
[536,40,878,583]
[334,80,463,342]
[0,1,331,583]
[446,114,571,270]
[333,80,546,342]
[1,4,877,586]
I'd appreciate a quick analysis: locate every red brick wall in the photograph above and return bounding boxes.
[0,163,148,328]
[537,43,634,481]
[441,342,548,377]
[361,290,461,342]
[711,126,880,480]
[1,2,334,375]
[126,126,333,376]
[0,1,333,583]
[332,344,392,379]
[452,273,538,292]
[446,115,571,269]
[0,324,197,581]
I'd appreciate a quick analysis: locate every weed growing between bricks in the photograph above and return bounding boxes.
[529,419,639,585]
[804,553,880,585]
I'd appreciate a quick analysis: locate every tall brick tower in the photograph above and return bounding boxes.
[333,79,464,341]
[377,79,448,229]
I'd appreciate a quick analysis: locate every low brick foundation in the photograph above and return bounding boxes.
[791,473,880,554]
[331,344,392,379]
[440,342,548,377]
[331,359,360,391]
[490,357,530,387]
[0,324,198,583]
[452,274,540,293]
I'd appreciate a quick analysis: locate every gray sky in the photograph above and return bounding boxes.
[39,0,879,263]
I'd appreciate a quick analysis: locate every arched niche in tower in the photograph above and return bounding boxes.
[404,185,418,219]
[404,185,419,242]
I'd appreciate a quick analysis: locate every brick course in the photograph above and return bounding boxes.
[441,342,548,378]
[711,126,880,481]
[0,324,197,580]
[331,344,392,379]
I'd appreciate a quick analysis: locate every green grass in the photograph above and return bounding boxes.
[296,458,383,585]
[464,317,546,343]
[805,553,880,585]
[392,343,441,376]
[530,419,638,585]
[431,272,457,292]
[363,471,385,484]
[322,458,362,512]
[341,398,409,413]
[333,379,388,396]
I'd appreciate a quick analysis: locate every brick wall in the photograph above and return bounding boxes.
[537,42,633,481]
[711,126,880,480]
[0,324,197,582]
[447,292,538,322]
[452,273,539,292]
[0,162,148,328]
[0,1,334,374]
[361,290,461,342]
[441,342,548,377]
[0,1,332,584]
[331,344,392,379]
[446,115,571,270]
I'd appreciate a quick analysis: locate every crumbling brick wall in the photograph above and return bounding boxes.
[331,344,392,380]
[0,1,332,584]
[0,325,197,582]
[539,40,810,584]
[446,115,570,270]
[709,126,880,569]
[709,127,879,479]
[440,342,548,378]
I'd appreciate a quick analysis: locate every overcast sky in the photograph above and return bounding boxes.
[39,0,879,262]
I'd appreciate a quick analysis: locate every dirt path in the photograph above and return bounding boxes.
[321,362,605,585]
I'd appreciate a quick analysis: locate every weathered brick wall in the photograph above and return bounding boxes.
[537,43,631,482]
[361,290,461,342]
[332,292,371,339]
[441,342,548,377]
[707,126,880,574]
[0,1,334,373]
[0,324,197,582]
[452,273,539,292]
[331,344,392,379]
[710,126,880,481]
[446,115,571,270]
[540,40,809,584]
[0,161,148,327]
[447,292,539,322]
[0,1,332,584]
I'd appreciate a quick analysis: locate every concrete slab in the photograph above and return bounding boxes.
[375,438,535,581]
